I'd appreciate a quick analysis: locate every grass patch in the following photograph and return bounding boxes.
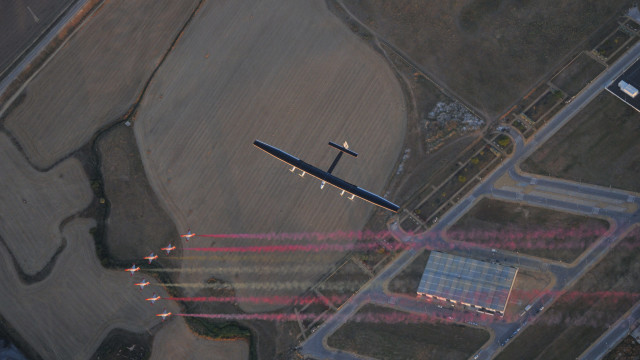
[524,90,564,122]
[551,53,605,96]
[447,198,609,263]
[521,92,640,192]
[388,250,431,295]
[327,304,489,360]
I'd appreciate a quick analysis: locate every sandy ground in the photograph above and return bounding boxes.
[3,0,199,169]
[0,218,176,359]
[0,133,92,275]
[134,0,405,312]
[151,317,249,360]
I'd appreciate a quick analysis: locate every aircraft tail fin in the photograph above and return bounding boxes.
[328,141,358,157]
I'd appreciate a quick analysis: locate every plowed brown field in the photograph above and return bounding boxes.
[134,0,405,312]
[3,0,199,168]
[0,218,176,359]
[0,133,91,275]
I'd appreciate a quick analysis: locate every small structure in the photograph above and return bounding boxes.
[417,252,518,316]
[618,80,639,98]
[607,58,640,112]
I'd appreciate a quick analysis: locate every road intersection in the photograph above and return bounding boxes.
[301,38,640,360]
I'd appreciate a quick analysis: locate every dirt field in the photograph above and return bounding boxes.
[0,218,177,359]
[551,53,605,96]
[327,304,489,360]
[521,91,640,192]
[2,0,199,169]
[0,0,74,77]
[447,198,610,263]
[342,0,629,118]
[0,133,92,276]
[98,124,181,263]
[496,230,640,360]
[133,0,405,313]
[151,317,249,360]
[504,270,553,320]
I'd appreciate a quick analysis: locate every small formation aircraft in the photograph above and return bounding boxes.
[134,279,150,290]
[161,243,176,255]
[146,293,161,304]
[181,229,196,241]
[253,140,400,212]
[156,309,172,321]
[144,252,158,264]
[125,264,140,276]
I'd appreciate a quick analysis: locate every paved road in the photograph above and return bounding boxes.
[0,0,89,100]
[579,302,640,360]
[300,19,640,360]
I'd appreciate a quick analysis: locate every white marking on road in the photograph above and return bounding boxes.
[27,6,40,23]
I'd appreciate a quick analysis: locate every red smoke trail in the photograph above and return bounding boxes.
[166,294,349,306]
[189,233,638,252]
[178,297,639,327]
[166,290,640,307]
[184,241,403,253]
[176,311,490,324]
[196,225,609,243]
[183,234,640,253]
[187,225,633,251]
[198,230,392,241]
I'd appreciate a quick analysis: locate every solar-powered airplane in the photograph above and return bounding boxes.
[253,140,400,212]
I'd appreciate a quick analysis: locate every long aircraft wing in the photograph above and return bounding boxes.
[254,140,400,213]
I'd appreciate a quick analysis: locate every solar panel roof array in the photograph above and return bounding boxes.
[417,252,518,313]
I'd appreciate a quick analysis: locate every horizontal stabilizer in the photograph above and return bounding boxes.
[328,141,358,157]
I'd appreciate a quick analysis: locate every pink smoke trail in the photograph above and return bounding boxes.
[166,294,349,306]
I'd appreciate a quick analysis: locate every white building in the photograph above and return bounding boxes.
[619,80,639,98]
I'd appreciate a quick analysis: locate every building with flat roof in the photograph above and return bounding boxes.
[417,252,518,315]
[607,57,640,111]
[619,80,638,97]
